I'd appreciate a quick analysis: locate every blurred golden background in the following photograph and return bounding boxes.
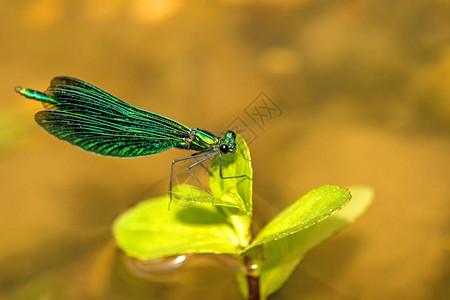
[1,0,449,299]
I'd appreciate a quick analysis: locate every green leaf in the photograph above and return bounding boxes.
[171,184,248,212]
[113,196,241,260]
[258,185,374,298]
[246,185,352,251]
[170,184,251,248]
[209,134,253,216]
[170,134,254,248]
[210,134,254,248]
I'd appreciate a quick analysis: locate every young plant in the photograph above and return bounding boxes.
[113,135,373,299]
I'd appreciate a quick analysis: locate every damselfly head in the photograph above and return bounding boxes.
[219,130,237,154]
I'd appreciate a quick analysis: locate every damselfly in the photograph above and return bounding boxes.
[15,76,250,202]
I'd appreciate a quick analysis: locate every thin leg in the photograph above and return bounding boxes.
[169,151,217,206]
[185,151,218,202]
[191,153,213,176]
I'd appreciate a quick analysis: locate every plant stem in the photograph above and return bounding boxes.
[244,253,261,300]
[246,274,260,300]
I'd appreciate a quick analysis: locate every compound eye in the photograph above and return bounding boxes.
[220,144,229,154]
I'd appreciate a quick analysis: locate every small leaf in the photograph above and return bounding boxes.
[208,134,254,249]
[172,184,247,212]
[258,185,374,298]
[113,196,240,260]
[209,134,253,216]
[171,185,252,248]
[246,185,352,250]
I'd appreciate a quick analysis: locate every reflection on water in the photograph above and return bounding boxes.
[1,0,450,299]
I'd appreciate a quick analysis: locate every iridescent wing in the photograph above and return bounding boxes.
[28,77,192,157]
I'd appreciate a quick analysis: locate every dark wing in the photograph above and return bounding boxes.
[35,76,191,157]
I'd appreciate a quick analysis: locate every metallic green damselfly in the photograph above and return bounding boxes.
[16,76,250,202]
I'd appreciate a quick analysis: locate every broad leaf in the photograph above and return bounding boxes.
[208,134,254,247]
[209,134,253,216]
[258,186,373,298]
[170,134,254,247]
[171,184,248,212]
[246,185,352,251]
[113,196,241,260]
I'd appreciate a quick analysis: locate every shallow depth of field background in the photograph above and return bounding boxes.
[1,1,449,299]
